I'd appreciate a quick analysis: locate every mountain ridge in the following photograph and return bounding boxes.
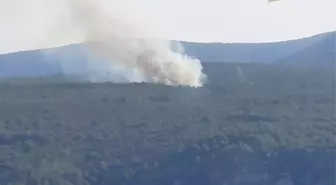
[0,31,335,78]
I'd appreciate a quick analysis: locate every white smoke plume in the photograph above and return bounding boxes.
[0,0,206,87]
[65,0,207,87]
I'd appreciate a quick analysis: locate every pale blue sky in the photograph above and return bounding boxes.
[0,0,335,54]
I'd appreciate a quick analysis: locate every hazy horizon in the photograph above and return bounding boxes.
[0,0,335,54]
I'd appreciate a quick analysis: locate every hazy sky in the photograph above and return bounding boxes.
[0,0,335,54]
[139,0,335,42]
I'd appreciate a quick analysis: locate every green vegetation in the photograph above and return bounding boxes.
[0,63,335,185]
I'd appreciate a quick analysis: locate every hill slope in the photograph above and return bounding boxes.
[278,32,336,66]
[180,31,335,63]
[0,31,335,77]
[0,63,335,185]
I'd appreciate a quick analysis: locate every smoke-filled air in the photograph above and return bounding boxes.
[62,0,206,87]
[0,0,206,87]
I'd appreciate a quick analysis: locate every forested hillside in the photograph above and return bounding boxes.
[0,63,335,185]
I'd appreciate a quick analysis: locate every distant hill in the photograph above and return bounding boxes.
[277,32,336,66]
[0,50,61,77]
[180,31,335,64]
[0,45,100,78]
[0,31,335,78]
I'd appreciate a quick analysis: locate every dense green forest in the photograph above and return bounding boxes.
[0,63,335,185]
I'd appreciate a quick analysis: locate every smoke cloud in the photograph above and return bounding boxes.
[0,0,206,86]
[60,0,207,87]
